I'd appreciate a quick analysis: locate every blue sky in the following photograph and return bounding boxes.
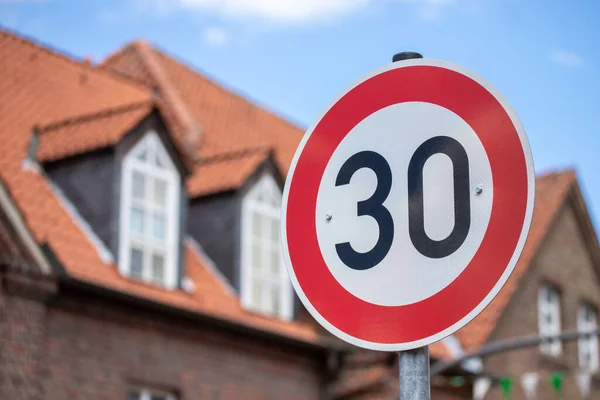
[2,0,599,227]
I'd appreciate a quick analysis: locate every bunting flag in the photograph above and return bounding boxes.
[499,377,513,399]
[520,372,539,399]
[449,376,466,387]
[463,369,594,399]
[576,371,592,398]
[473,377,491,400]
[550,371,565,394]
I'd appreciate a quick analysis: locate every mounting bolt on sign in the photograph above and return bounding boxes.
[280,50,534,397]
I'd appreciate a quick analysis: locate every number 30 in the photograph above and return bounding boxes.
[334,136,471,270]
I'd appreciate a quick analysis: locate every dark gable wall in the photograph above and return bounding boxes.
[44,110,189,286]
[188,192,241,291]
[45,149,116,253]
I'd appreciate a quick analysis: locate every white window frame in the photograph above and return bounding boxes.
[129,387,176,400]
[578,302,599,372]
[538,283,562,356]
[118,131,180,289]
[240,173,293,320]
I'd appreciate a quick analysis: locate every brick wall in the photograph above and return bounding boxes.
[483,201,600,399]
[0,270,471,400]
[0,269,56,400]
[41,289,326,400]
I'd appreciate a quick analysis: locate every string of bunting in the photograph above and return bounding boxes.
[447,369,593,399]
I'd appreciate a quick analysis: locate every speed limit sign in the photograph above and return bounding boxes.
[281,59,534,351]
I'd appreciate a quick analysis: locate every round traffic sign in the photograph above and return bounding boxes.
[281,59,534,351]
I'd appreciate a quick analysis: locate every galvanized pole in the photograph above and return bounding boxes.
[392,51,430,400]
[399,346,431,400]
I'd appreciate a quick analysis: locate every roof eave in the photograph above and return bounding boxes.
[57,274,340,354]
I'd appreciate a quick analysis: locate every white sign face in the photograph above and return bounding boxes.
[282,59,535,351]
[315,102,493,306]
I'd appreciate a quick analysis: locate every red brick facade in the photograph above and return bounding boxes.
[482,194,600,399]
[1,271,330,400]
[1,268,470,400]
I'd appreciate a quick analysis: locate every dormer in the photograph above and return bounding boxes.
[240,171,293,320]
[118,131,181,288]
[36,102,190,290]
[186,151,294,320]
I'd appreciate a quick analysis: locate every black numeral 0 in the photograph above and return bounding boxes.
[335,151,394,270]
[408,136,470,259]
[334,136,471,270]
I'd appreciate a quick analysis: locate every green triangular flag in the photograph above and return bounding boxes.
[550,372,564,394]
[448,376,466,387]
[500,377,513,398]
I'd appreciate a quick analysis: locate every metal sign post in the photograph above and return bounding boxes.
[399,346,430,400]
[392,51,431,400]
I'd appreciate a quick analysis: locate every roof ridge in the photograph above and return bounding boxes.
[129,40,203,160]
[199,147,271,164]
[101,40,141,67]
[537,167,577,180]
[0,27,151,95]
[1,26,86,71]
[96,40,156,89]
[148,44,306,133]
[39,100,153,133]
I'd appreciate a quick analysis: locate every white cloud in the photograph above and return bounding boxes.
[203,26,229,47]
[550,49,584,68]
[173,0,458,24]
[177,0,370,23]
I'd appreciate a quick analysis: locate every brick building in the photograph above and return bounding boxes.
[0,28,598,400]
[460,171,600,399]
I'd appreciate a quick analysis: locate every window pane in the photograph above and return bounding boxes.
[270,218,279,243]
[252,240,261,273]
[151,396,167,400]
[152,214,166,241]
[130,248,143,278]
[252,212,262,238]
[154,179,167,207]
[271,287,280,315]
[136,148,147,161]
[132,171,145,200]
[271,248,280,275]
[128,392,141,400]
[130,207,144,235]
[155,152,166,169]
[252,281,262,308]
[546,286,557,304]
[152,253,165,283]
[586,307,595,323]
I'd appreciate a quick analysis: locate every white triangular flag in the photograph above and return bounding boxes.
[520,372,539,399]
[577,371,592,398]
[473,377,491,400]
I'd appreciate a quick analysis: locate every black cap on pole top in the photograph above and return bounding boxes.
[392,52,423,62]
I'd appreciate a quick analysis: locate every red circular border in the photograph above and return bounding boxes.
[286,65,529,344]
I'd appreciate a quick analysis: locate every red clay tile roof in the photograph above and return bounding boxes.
[455,169,576,351]
[102,42,304,196]
[186,148,271,197]
[37,101,153,163]
[0,29,320,345]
